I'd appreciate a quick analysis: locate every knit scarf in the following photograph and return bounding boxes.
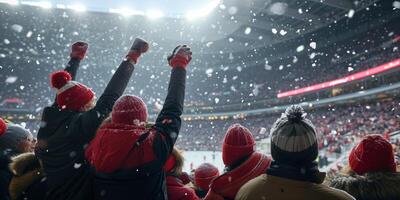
[266,161,325,184]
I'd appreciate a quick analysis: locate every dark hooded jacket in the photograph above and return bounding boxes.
[328,172,400,200]
[0,151,12,200]
[35,59,135,200]
[85,67,186,200]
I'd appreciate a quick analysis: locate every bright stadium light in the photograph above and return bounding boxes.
[0,0,19,5]
[67,3,86,12]
[109,8,144,17]
[186,0,221,20]
[146,9,164,19]
[21,1,52,9]
[56,4,66,9]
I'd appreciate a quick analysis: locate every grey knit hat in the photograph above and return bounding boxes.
[270,105,318,165]
[0,122,33,154]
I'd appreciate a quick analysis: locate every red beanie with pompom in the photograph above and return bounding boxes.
[0,118,7,137]
[195,163,220,191]
[222,124,255,167]
[50,71,94,111]
[349,134,396,175]
[112,95,148,125]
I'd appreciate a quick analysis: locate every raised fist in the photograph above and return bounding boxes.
[70,41,88,60]
[126,38,149,64]
[167,45,192,68]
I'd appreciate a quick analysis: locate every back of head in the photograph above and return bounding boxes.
[111,95,148,125]
[195,163,220,191]
[270,105,318,165]
[0,118,33,154]
[349,134,396,175]
[222,124,255,167]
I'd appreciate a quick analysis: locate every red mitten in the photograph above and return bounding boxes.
[167,45,192,68]
[126,38,149,64]
[70,41,88,60]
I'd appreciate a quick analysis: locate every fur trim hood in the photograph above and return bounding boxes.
[9,152,41,176]
[328,172,400,200]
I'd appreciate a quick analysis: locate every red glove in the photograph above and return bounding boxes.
[126,38,149,64]
[168,45,192,68]
[70,41,88,60]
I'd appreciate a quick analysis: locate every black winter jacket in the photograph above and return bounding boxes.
[35,58,135,200]
[91,67,186,200]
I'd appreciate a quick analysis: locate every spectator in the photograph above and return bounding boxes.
[204,124,271,200]
[0,118,35,200]
[8,152,46,200]
[194,163,219,198]
[235,105,354,200]
[164,148,199,200]
[35,39,148,200]
[85,45,191,199]
[328,135,400,200]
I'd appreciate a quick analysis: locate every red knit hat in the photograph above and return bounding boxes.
[111,95,148,125]
[50,71,94,111]
[0,118,7,137]
[349,134,396,175]
[222,124,255,166]
[164,154,176,172]
[195,163,220,191]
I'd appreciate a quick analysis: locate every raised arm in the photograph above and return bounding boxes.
[79,38,149,142]
[52,42,88,107]
[155,45,192,151]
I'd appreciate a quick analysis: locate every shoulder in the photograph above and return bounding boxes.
[313,183,355,200]
[235,174,267,200]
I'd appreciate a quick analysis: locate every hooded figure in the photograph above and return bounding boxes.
[35,39,149,200]
[164,148,199,200]
[235,105,355,200]
[85,45,192,200]
[328,134,400,200]
[204,124,271,200]
[0,118,35,200]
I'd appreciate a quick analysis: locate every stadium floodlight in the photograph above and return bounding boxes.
[67,3,86,12]
[21,1,51,9]
[56,4,66,9]
[0,0,19,5]
[109,8,145,17]
[186,0,221,20]
[146,9,164,19]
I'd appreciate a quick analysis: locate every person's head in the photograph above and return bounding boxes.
[222,123,255,167]
[50,70,95,112]
[111,95,148,125]
[194,163,220,191]
[0,118,35,154]
[270,105,318,166]
[164,147,184,176]
[349,134,396,175]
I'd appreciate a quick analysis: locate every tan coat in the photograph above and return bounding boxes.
[8,153,44,200]
[235,174,355,200]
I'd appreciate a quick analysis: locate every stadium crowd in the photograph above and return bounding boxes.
[0,3,399,111]
[0,40,399,200]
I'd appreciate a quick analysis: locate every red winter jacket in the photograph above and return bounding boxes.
[85,123,157,172]
[166,176,200,200]
[204,152,271,200]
